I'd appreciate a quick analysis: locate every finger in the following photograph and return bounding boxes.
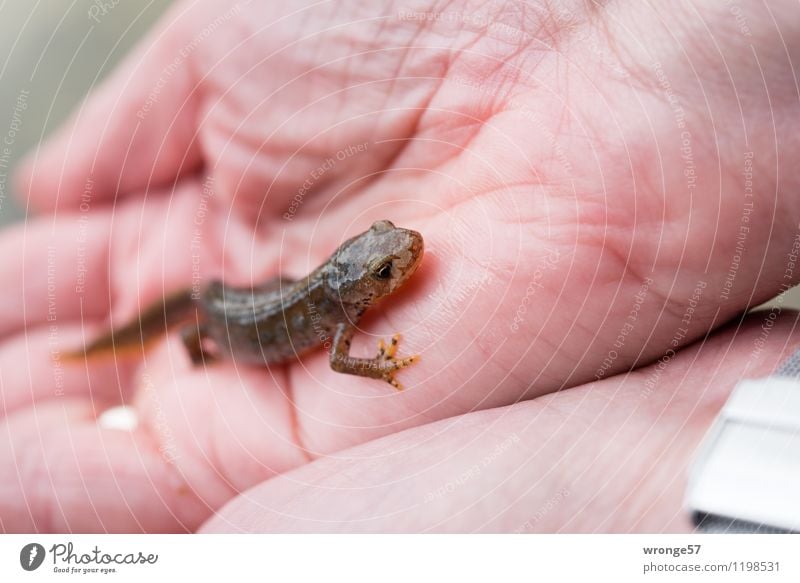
[0,325,138,420]
[0,210,112,339]
[0,399,209,533]
[1,342,312,532]
[200,310,799,533]
[0,179,211,341]
[15,2,204,212]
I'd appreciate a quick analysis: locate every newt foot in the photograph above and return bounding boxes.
[376,333,419,391]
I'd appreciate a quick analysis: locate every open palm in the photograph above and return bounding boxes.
[3,0,799,532]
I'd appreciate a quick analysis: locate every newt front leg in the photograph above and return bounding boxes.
[329,323,419,390]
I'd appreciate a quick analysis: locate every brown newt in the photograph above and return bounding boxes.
[71,220,424,390]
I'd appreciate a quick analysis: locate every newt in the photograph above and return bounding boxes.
[71,220,424,390]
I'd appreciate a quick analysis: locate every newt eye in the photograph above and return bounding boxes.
[373,260,393,280]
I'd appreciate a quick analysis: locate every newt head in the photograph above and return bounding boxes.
[327,219,424,307]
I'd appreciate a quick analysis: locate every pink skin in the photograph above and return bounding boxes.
[200,313,800,533]
[2,0,799,532]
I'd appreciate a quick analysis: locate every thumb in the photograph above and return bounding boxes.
[16,2,205,212]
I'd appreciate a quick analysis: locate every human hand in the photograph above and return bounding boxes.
[200,311,800,533]
[4,0,799,532]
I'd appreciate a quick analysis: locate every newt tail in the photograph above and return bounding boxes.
[65,289,197,360]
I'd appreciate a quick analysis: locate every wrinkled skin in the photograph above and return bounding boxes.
[2,0,800,532]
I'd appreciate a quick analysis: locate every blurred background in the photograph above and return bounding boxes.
[0,0,797,309]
